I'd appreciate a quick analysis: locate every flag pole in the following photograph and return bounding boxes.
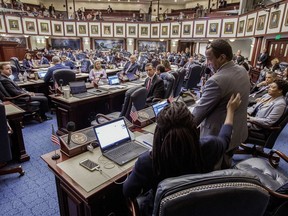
[51,124,60,160]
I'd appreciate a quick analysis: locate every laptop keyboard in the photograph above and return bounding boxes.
[106,142,147,159]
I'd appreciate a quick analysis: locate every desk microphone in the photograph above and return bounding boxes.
[59,79,63,91]
[67,121,75,145]
[94,74,103,88]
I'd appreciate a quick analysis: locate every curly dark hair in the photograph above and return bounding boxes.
[274,79,288,96]
[152,101,204,181]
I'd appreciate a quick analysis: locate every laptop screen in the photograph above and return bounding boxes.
[108,75,120,85]
[69,81,87,94]
[152,100,169,116]
[37,71,47,79]
[93,118,131,151]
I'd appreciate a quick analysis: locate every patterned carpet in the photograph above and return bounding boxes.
[0,116,288,216]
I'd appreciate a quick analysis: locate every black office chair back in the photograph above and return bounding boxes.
[53,69,76,87]
[10,57,24,73]
[162,75,175,99]
[184,65,202,90]
[173,68,186,97]
[153,169,269,216]
[0,102,12,162]
[80,59,92,73]
[120,86,148,119]
[0,80,10,100]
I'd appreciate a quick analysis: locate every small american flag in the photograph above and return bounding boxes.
[51,125,60,145]
[168,96,174,103]
[130,104,138,122]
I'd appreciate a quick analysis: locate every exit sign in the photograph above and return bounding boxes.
[275,34,281,40]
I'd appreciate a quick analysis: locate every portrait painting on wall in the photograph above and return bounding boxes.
[94,39,124,51]
[79,25,86,34]
[138,41,167,53]
[104,26,111,35]
[246,18,254,32]
[209,23,218,34]
[91,25,98,34]
[269,10,280,29]
[66,24,74,33]
[238,20,244,33]
[129,26,136,35]
[9,19,19,30]
[183,24,191,35]
[161,26,168,35]
[40,22,49,33]
[25,21,35,31]
[256,15,266,31]
[171,25,179,35]
[140,26,148,36]
[285,10,288,26]
[54,24,62,33]
[116,26,123,35]
[195,24,204,35]
[152,26,158,36]
[224,22,234,34]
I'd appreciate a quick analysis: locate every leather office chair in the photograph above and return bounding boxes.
[53,69,76,87]
[172,68,186,97]
[237,96,288,167]
[0,81,41,122]
[91,86,148,125]
[0,102,24,176]
[183,65,202,91]
[234,158,288,216]
[10,57,25,73]
[161,74,175,99]
[129,169,270,216]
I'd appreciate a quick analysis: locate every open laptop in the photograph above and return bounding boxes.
[152,100,169,116]
[99,75,126,90]
[37,71,47,79]
[108,75,120,85]
[69,81,95,98]
[93,117,149,165]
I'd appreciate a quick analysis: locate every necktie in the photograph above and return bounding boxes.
[146,78,152,90]
[125,63,132,74]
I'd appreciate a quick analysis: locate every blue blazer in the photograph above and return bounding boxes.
[63,60,76,70]
[22,59,33,70]
[123,62,139,75]
[39,57,49,65]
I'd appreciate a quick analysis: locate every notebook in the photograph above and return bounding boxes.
[93,117,149,165]
[152,100,169,116]
[69,81,95,98]
[37,71,47,79]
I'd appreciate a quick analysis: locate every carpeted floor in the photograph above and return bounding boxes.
[0,116,288,216]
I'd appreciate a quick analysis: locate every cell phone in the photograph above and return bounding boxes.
[79,159,100,172]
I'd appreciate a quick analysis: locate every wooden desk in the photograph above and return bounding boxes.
[50,83,141,134]
[41,149,133,216]
[4,101,30,162]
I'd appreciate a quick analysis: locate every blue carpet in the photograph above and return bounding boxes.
[0,116,288,215]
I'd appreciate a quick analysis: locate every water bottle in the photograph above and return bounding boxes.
[23,71,28,82]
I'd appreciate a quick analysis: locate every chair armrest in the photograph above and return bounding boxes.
[249,121,281,131]
[4,93,32,102]
[269,149,288,167]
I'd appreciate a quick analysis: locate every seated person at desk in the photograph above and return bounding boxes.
[44,56,69,84]
[22,53,34,71]
[89,60,107,85]
[144,63,164,104]
[118,55,139,80]
[249,71,277,106]
[61,55,76,70]
[270,58,280,72]
[35,52,49,66]
[155,64,174,80]
[0,63,51,121]
[123,94,241,215]
[247,79,288,130]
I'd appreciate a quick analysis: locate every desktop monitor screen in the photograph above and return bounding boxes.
[152,100,169,116]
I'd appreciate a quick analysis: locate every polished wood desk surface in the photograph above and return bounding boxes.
[4,101,25,115]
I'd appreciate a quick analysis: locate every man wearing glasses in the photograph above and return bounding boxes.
[192,39,250,169]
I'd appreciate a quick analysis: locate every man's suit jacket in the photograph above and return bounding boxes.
[44,64,70,83]
[123,62,139,74]
[0,75,25,96]
[192,61,250,153]
[144,75,165,103]
[257,53,268,67]
[247,94,286,130]
[63,60,76,70]
[39,57,49,65]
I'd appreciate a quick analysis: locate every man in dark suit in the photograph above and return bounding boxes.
[257,48,268,69]
[118,55,139,81]
[44,56,69,84]
[144,63,165,104]
[0,63,51,121]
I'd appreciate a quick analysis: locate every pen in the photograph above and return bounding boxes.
[143,140,152,147]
